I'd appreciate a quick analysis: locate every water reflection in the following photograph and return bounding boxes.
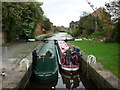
[61,72,80,89]
[56,70,85,89]
[26,73,58,89]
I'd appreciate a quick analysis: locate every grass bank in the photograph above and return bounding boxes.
[35,32,53,39]
[69,40,119,78]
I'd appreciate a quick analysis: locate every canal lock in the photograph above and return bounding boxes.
[25,32,98,89]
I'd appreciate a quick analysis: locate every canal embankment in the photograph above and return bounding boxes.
[67,42,119,89]
[80,55,119,89]
[1,41,44,89]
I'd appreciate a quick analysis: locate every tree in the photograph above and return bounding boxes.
[2,2,44,42]
[111,18,120,43]
[69,21,75,29]
[43,17,52,31]
[78,15,96,37]
[105,0,120,43]
[105,0,120,19]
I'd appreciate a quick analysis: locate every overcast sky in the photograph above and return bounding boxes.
[38,0,111,27]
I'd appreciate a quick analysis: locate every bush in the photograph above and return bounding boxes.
[90,31,105,38]
[73,29,79,37]
[72,28,82,37]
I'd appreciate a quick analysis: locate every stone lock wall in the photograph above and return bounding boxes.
[79,55,119,89]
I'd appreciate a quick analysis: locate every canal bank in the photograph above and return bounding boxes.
[67,41,119,89]
[1,41,44,89]
[79,54,119,89]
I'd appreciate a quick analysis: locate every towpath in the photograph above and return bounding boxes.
[1,41,43,88]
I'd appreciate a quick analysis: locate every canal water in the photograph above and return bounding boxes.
[26,32,98,89]
[48,32,73,40]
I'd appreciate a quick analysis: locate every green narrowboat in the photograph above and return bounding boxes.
[33,41,58,83]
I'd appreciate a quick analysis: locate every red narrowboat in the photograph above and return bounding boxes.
[56,41,80,73]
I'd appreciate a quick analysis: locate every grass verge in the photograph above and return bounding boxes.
[69,40,120,78]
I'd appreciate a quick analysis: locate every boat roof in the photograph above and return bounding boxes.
[35,41,58,74]
[57,41,69,53]
[38,41,55,56]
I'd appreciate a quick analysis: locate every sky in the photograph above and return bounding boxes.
[38,0,112,27]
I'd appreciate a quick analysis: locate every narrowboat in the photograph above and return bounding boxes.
[33,41,58,83]
[56,40,80,73]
